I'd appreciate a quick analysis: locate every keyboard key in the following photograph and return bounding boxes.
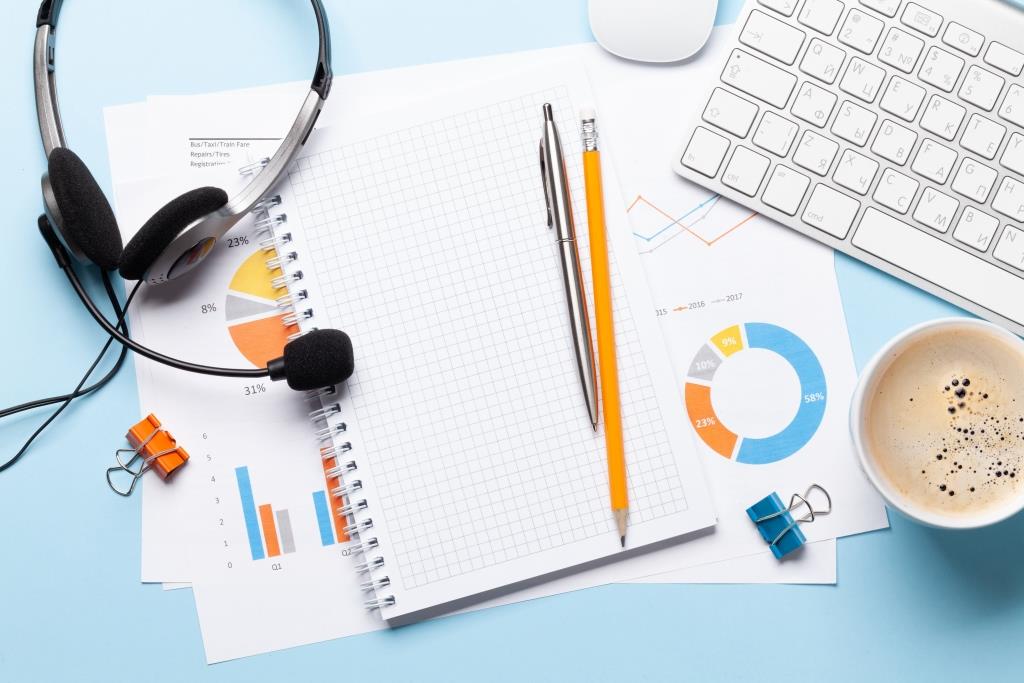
[832,100,878,146]
[798,0,845,35]
[762,165,811,214]
[994,225,1024,271]
[702,88,759,137]
[1000,132,1024,175]
[942,22,983,57]
[992,177,1024,222]
[792,82,838,127]
[911,139,957,183]
[800,38,846,84]
[852,207,1024,324]
[741,10,806,65]
[920,95,965,141]
[998,84,1024,128]
[879,27,924,73]
[839,9,884,54]
[880,76,925,121]
[753,111,800,156]
[958,65,1004,111]
[722,146,771,195]
[833,149,879,195]
[682,127,731,177]
[918,47,964,93]
[759,0,799,17]
[984,43,1024,77]
[874,168,920,213]
[900,3,942,37]
[872,119,917,165]
[913,187,958,232]
[951,158,998,203]
[840,58,886,102]
[960,114,1006,161]
[859,0,900,18]
[721,49,798,108]
[794,130,840,175]
[953,207,999,251]
[803,184,860,237]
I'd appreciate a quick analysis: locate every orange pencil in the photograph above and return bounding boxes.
[581,109,628,547]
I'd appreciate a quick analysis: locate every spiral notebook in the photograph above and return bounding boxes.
[253,64,715,621]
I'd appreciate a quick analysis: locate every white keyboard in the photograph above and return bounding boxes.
[675,0,1024,334]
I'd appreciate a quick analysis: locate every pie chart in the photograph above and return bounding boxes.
[225,251,299,367]
[684,322,827,465]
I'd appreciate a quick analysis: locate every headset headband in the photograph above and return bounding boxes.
[33,0,334,283]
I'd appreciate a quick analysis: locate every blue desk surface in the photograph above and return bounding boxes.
[3,1,1024,680]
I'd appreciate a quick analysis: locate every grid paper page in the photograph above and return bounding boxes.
[280,64,714,618]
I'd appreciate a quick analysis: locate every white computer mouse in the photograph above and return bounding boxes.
[589,0,719,63]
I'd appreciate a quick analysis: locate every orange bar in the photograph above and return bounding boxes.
[685,382,738,459]
[258,504,281,557]
[321,450,350,543]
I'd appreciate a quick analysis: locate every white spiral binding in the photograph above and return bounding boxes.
[250,169,395,612]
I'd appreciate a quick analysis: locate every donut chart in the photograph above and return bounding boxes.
[684,323,826,465]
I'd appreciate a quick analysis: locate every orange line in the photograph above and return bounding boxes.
[708,212,759,245]
[258,504,281,557]
[627,194,758,248]
[626,195,645,212]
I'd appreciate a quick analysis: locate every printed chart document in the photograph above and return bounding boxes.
[109,62,717,660]
[102,32,882,660]
[107,52,847,587]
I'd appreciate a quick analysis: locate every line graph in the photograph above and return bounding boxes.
[628,193,758,255]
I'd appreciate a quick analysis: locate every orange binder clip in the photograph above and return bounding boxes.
[106,414,189,496]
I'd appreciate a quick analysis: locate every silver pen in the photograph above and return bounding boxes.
[539,102,599,430]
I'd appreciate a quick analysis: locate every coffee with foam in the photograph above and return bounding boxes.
[865,325,1024,518]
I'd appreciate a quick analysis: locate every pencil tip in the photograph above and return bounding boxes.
[620,535,625,548]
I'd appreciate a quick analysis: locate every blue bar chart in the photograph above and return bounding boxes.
[311,490,335,547]
[235,466,266,561]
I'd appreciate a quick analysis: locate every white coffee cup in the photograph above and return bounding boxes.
[850,317,1024,529]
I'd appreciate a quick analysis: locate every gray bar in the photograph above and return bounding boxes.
[276,509,296,554]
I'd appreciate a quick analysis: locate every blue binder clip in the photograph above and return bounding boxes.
[747,484,831,559]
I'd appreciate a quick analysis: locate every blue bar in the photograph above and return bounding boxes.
[235,467,265,560]
[312,490,335,547]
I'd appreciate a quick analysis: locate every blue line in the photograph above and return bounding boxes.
[631,194,721,242]
[312,490,335,547]
[234,466,265,561]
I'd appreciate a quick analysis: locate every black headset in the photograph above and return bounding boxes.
[32,0,354,393]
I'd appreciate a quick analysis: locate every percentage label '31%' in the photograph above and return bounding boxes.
[244,383,267,397]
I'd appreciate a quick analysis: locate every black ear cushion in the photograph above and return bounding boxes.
[47,148,123,271]
[119,187,229,280]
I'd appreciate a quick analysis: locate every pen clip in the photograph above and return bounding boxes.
[539,139,554,229]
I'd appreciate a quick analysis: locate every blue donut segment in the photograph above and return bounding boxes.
[735,323,827,465]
